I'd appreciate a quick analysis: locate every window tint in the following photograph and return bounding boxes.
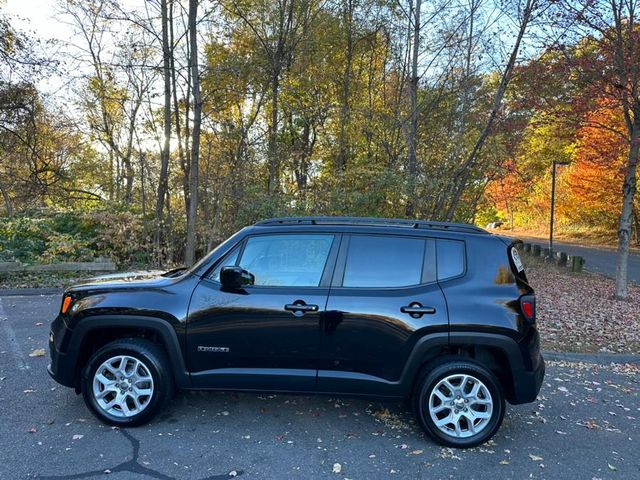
[209,246,240,282]
[343,235,425,288]
[437,239,465,280]
[239,234,334,287]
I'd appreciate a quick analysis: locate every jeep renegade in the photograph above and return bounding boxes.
[48,216,545,448]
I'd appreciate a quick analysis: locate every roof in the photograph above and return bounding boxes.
[254,216,488,235]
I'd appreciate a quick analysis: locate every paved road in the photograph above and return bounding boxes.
[510,236,640,284]
[1,294,639,479]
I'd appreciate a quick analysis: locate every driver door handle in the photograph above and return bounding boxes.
[401,303,436,317]
[284,303,319,313]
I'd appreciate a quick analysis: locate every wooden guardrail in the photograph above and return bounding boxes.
[0,259,116,272]
[521,243,585,272]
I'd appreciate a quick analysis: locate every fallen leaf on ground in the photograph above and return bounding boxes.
[72,434,84,440]
[529,454,544,462]
[526,262,640,353]
[332,463,342,474]
[29,348,46,357]
[500,460,510,465]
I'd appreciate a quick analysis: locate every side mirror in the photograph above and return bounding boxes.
[220,266,255,290]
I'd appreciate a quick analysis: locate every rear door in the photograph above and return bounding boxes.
[318,233,449,394]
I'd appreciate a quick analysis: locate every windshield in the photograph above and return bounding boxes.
[186,227,249,276]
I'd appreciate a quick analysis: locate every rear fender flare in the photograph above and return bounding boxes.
[400,332,525,395]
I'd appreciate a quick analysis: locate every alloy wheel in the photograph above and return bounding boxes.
[427,373,493,439]
[92,355,154,418]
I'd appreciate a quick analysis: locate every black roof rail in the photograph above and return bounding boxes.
[254,216,488,234]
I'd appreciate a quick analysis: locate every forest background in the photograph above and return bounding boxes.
[1,0,638,297]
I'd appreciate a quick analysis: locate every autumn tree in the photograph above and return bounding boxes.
[530,0,640,298]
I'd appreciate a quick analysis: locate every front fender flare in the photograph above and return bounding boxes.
[69,315,191,389]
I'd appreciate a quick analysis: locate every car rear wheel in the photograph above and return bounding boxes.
[82,338,173,426]
[413,359,505,448]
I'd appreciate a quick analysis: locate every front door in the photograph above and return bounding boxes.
[317,234,449,395]
[187,232,339,391]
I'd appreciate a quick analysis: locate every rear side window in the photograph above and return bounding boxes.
[342,235,425,288]
[239,234,334,287]
[436,239,465,280]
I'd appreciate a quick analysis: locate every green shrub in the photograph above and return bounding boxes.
[0,211,153,267]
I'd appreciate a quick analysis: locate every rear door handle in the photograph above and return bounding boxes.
[284,302,319,316]
[401,303,436,317]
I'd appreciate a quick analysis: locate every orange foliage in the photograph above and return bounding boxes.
[485,159,527,214]
[562,102,627,226]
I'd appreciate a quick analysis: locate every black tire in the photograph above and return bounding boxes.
[81,338,174,427]
[412,358,505,448]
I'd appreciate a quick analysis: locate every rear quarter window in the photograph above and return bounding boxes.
[436,239,465,280]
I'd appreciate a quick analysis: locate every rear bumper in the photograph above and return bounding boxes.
[508,326,545,404]
[509,355,545,404]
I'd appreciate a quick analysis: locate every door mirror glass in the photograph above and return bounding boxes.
[220,266,255,290]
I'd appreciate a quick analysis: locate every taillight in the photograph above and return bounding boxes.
[520,295,535,322]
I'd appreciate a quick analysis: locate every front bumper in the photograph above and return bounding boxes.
[48,315,76,388]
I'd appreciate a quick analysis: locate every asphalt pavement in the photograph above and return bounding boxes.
[1,294,638,479]
[510,236,640,284]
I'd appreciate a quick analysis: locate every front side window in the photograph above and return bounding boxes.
[342,235,425,288]
[239,234,334,287]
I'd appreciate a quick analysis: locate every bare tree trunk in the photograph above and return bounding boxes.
[0,180,13,216]
[336,0,354,174]
[140,152,146,218]
[108,150,114,202]
[633,206,640,246]
[155,0,172,264]
[185,0,202,266]
[615,112,639,299]
[405,0,421,217]
[268,70,280,194]
[169,0,189,219]
[432,0,478,218]
[123,157,134,204]
[444,0,535,221]
[266,0,295,194]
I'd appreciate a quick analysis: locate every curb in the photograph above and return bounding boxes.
[0,288,63,297]
[543,351,640,365]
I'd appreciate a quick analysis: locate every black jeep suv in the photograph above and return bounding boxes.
[48,216,544,448]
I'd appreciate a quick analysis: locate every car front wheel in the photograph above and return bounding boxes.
[413,359,505,448]
[81,338,173,426]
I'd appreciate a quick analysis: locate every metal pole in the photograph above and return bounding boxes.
[549,160,557,259]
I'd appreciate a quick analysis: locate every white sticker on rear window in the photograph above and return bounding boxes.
[511,247,524,272]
